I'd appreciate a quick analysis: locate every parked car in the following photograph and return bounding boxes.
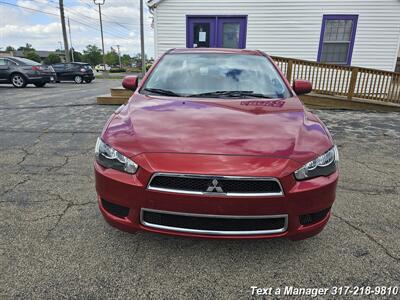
[0,57,56,88]
[94,48,339,240]
[95,64,111,72]
[52,62,95,84]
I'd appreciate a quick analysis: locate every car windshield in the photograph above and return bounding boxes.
[141,53,290,99]
[11,57,41,66]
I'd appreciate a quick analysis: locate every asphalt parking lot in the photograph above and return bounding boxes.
[1,80,399,299]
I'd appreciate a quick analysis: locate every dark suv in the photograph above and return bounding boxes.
[0,57,56,88]
[52,62,95,84]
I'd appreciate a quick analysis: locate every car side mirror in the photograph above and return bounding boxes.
[293,80,312,95]
[122,76,138,91]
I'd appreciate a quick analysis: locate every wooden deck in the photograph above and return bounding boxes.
[272,56,400,104]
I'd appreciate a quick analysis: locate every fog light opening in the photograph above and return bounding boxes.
[101,199,129,218]
[299,207,331,226]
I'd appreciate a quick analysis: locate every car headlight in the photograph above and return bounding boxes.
[294,146,339,180]
[95,138,138,174]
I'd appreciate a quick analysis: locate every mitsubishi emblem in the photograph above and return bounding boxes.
[206,179,224,193]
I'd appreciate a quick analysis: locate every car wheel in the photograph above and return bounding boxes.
[74,75,83,84]
[11,73,27,88]
[84,79,93,83]
[34,82,46,88]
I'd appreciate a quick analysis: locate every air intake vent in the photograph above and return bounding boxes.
[141,209,288,235]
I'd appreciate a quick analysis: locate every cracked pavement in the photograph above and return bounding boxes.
[1,81,399,299]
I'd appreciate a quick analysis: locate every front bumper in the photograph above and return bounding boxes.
[94,158,338,240]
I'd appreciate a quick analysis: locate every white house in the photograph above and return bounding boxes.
[147,0,400,72]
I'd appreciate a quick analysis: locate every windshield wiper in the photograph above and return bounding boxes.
[188,90,273,98]
[143,88,182,97]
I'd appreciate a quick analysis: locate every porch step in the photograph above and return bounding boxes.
[111,88,134,97]
[300,93,400,112]
[97,95,129,105]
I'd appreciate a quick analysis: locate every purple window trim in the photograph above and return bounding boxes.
[317,14,359,66]
[216,17,247,48]
[186,17,216,48]
[186,15,248,49]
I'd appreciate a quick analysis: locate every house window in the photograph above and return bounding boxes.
[318,15,358,65]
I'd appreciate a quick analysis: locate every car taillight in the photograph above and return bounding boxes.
[32,66,43,71]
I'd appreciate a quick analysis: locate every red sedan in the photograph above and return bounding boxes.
[94,48,339,240]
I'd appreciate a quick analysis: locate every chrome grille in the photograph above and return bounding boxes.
[147,173,283,196]
[141,209,288,235]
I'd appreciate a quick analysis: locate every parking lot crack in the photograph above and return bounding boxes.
[44,201,96,237]
[332,213,400,262]
[16,128,49,168]
[0,176,30,198]
[47,156,70,172]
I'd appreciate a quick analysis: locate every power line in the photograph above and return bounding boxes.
[50,0,137,29]
[28,0,135,37]
[4,0,131,38]
[28,0,153,40]
[78,0,138,26]
[0,1,134,41]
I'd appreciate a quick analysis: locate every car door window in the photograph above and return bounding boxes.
[65,64,74,70]
[6,59,17,66]
[0,59,9,79]
[53,64,65,70]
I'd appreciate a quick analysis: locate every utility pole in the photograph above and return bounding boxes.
[94,0,107,76]
[140,0,146,77]
[59,0,70,62]
[68,17,74,62]
[116,45,122,68]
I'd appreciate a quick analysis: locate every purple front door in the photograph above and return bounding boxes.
[187,16,247,49]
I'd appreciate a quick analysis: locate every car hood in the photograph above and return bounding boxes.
[102,94,333,164]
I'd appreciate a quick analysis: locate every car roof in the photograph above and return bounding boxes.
[4,57,19,61]
[53,62,89,65]
[167,48,264,56]
[7,57,40,65]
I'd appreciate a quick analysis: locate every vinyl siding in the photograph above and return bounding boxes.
[152,0,400,71]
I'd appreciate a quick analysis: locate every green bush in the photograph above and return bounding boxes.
[25,51,42,63]
[44,53,61,65]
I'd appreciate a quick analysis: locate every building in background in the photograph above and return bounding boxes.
[148,0,400,72]
[13,50,66,62]
[0,50,65,62]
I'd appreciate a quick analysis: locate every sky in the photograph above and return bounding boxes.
[0,0,155,57]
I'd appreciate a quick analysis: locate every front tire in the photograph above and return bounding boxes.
[74,75,83,84]
[34,82,46,88]
[11,73,27,88]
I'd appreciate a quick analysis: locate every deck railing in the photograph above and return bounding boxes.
[271,56,400,104]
